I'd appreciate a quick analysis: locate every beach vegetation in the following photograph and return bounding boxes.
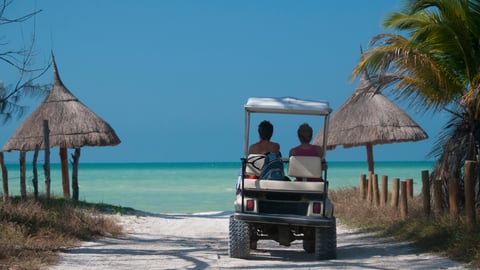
[331,188,480,268]
[353,0,480,218]
[0,197,125,269]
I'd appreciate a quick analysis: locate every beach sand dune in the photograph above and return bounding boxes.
[49,211,466,269]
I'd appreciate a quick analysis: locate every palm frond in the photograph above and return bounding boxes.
[428,104,468,159]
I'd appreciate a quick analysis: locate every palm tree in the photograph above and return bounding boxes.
[352,0,480,208]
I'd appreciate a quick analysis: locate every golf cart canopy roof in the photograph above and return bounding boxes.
[245,97,332,115]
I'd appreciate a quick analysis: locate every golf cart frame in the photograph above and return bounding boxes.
[229,97,337,260]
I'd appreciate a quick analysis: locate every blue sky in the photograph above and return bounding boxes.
[1,1,447,163]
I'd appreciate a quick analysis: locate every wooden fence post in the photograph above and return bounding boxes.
[373,174,380,206]
[406,178,413,198]
[421,170,430,216]
[359,174,367,200]
[400,180,408,220]
[367,171,373,204]
[433,179,443,215]
[448,177,459,219]
[464,161,477,231]
[391,178,400,208]
[381,175,388,207]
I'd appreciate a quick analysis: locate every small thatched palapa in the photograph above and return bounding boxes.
[3,54,120,201]
[313,72,427,173]
[3,56,121,152]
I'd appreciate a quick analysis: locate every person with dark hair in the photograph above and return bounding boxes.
[248,120,280,154]
[289,123,324,182]
[289,123,323,157]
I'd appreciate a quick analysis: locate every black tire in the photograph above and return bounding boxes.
[303,227,315,253]
[250,240,257,250]
[228,216,250,258]
[314,217,337,260]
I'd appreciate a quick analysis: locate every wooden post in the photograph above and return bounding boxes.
[406,178,413,198]
[373,174,380,206]
[19,151,26,199]
[391,178,400,208]
[464,161,476,232]
[367,171,373,204]
[433,179,443,215]
[71,148,81,201]
[400,180,408,220]
[381,175,388,207]
[60,147,70,199]
[366,143,374,174]
[421,170,430,216]
[359,174,367,200]
[448,177,459,219]
[32,145,39,199]
[0,152,8,202]
[43,120,51,199]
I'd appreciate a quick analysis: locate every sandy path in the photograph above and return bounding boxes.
[49,211,466,269]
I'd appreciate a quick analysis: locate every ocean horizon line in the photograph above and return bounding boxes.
[2,160,435,165]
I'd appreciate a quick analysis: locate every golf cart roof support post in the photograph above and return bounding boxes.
[244,110,251,156]
[323,114,330,159]
[323,181,328,216]
[240,157,247,213]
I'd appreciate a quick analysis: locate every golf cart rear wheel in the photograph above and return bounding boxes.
[228,216,250,258]
[314,217,337,260]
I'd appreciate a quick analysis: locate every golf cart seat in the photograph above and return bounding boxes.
[288,156,323,181]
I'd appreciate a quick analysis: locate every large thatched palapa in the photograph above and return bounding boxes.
[3,54,120,200]
[313,72,427,173]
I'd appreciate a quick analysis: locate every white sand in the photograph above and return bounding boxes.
[49,211,467,269]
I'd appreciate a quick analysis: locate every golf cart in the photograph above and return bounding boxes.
[229,97,337,260]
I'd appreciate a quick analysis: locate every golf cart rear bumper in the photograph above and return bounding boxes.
[234,212,334,227]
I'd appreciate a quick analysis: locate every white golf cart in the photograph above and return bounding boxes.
[229,97,337,260]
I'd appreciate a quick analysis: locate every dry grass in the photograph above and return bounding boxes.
[0,197,125,270]
[4,189,479,269]
[330,188,480,268]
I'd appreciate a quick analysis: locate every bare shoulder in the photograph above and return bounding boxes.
[248,143,260,154]
[272,142,281,151]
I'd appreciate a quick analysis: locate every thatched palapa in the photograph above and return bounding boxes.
[313,72,427,173]
[3,57,120,151]
[3,54,120,200]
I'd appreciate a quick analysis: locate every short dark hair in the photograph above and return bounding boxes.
[297,123,313,143]
[258,120,274,140]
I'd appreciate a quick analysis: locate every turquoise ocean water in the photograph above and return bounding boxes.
[3,161,433,214]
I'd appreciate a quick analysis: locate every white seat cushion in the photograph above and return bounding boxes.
[288,156,322,178]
